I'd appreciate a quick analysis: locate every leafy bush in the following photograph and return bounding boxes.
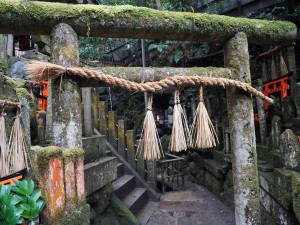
[0,180,46,225]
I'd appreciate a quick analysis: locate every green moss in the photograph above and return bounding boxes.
[0,0,296,44]
[36,146,63,172]
[291,172,300,223]
[50,204,90,225]
[63,147,84,162]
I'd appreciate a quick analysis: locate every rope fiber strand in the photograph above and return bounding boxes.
[26,61,274,105]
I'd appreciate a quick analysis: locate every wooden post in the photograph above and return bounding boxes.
[126,130,136,169]
[117,120,126,158]
[50,23,82,148]
[91,92,100,131]
[225,32,261,224]
[108,111,117,149]
[99,101,108,137]
[82,87,92,137]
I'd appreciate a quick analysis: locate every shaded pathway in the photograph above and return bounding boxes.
[145,182,235,225]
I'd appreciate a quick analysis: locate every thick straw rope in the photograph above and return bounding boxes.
[26,61,274,105]
[0,100,23,108]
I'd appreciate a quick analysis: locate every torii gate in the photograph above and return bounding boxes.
[0,0,297,224]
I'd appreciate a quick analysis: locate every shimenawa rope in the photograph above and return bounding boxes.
[26,61,274,105]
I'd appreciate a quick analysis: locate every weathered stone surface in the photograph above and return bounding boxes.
[0,0,296,45]
[260,188,289,225]
[280,129,300,171]
[274,168,292,192]
[82,135,106,164]
[294,83,300,118]
[225,32,261,224]
[271,116,283,150]
[204,159,227,179]
[282,96,297,125]
[9,60,27,79]
[84,157,117,196]
[87,183,113,216]
[51,23,82,148]
[259,172,292,210]
[291,171,300,223]
[204,171,223,196]
[95,194,139,225]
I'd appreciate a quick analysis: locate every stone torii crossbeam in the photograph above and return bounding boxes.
[0,0,297,224]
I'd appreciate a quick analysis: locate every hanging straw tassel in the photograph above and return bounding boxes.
[261,58,268,82]
[7,110,31,173]
[169,87,191,152]
[136,93,164,160]
[271,55,277,80]
[280,51,288,76]
[0,110,9,177]
[191,86,219,149]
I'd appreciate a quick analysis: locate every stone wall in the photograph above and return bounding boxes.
[183,134,300,225]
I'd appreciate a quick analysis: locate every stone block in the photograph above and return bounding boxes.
[271,116,283,150]
[259,172,292,210]
[85,157,117,196]
[212,150,232,164]
[291,171,300,223]
[273,153,284,168]
[204,159,227,179]
[260,188,289,225]
[87,183,113,215]
[280,129,300,171]
[204,171,223,197]
[82,135,106,164]
[274,168,292,192]
[257,145,273,162]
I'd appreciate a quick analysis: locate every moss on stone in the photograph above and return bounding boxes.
[63,147,85,162]
[291,171,300,223]
[36,146,63,173]
[50,204,90,225]
[0,0,296,44]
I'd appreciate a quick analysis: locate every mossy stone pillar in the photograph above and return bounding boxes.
[82,87,92,137]
[255,80,267,145]
[50,23,82,148]
[225,32,261,224]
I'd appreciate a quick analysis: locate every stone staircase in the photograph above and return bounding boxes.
[106,141,159,225]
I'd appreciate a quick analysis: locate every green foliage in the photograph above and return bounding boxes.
[12,180,46,222]
[0,180,45,225]
[0,185,23,225]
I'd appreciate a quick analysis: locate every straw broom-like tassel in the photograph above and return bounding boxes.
[169,87,191,152]
[7,110,31,173]
[136,93,164,160]
[261,59,268,82]
[191,86,219,149]
[0,110,9,177]
[280,51,288,76]
[271,55,277,80]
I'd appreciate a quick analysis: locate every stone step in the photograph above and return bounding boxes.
[117,163,124,179]
[258,163,274,172]
[106,150,112,157]
[204,159,227,179]
[123,188,148,215]
[84,157,117,197]
[136,201,159,225]
[112,174,135,200]
[257,159,268,164]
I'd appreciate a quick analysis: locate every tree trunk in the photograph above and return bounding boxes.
[0,0,296,45]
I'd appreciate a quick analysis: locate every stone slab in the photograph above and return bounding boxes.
[212,150,232,164]
[204,171,223,197]
[259,172,292,210]
[84,157,117,196]
[82,135,106,164]
[274,168,292,192]
[260,187,289,225]
[204,159,227,179]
